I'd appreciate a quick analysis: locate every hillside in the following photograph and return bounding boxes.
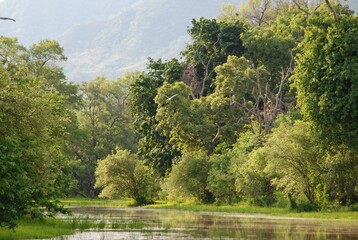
[0,0,135,43]
[59,0,230,81]
[0,0,232,82]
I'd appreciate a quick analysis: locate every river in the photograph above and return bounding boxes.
[46,207,357,239]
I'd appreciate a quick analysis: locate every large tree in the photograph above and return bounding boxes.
[264,118,322,204]
[0,37,74,229]
[182,17,246,97]
[212,56,289,134]
[128,59,182,176]
[70,74,137,197]
[291,7,358,150]
[155,81,223,154]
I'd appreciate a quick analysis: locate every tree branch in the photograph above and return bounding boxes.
[324,0,338,21]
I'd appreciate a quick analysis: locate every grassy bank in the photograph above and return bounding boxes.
[0,217,75,240]
[61,198,358,220]
[0,214,141,240]
[0,198,135,240]
[145,201,358,220]
[60,197,358,220]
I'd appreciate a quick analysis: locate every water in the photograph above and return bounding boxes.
[48,207,357,240]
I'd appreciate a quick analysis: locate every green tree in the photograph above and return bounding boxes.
[28,39,80,106]
[95,148,159,205]
[264,118,322,204]
[230,130,274,206]
[207,151,237,204]
[0,37,73,228]
[324,148,358,205]
[162,150,211,202]
[155,82,220,153]
[71,74,137,197]
[182,17,246,97]
[212,56,288,134]
[239,4,307,115]
[291,9,358,150]
[128,59,182,176]
[241,12,300,77]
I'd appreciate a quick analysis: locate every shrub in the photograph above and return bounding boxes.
[162,150,210,202]
[95,148,159,205]
[207,152,238,204]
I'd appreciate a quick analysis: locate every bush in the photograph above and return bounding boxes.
[273,191,290,208]
[232,146,275,206]
[293,201,320,212]
[349,203,358,212]
[207,153,238,204]
[162,150,210,202]
[95,148,159,205]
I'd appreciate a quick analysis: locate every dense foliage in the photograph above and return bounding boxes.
[95,148,159,205]
[0,38,75,228]
[1,0,357,229]
[69,74,137,197]
[162,150,211,202]
[292,10,358,150]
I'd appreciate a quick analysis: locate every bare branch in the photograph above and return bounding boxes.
[324,0,338,20]
[258,0,270,26]
[292,0,310,15]
[211,123,221,143]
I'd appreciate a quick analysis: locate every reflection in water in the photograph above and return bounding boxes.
[48,207,358,240]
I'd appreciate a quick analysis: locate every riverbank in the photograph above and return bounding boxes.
[0,217,75,240]
[146,201,358,220]
[62,198,358,220]
[0,213,129,240]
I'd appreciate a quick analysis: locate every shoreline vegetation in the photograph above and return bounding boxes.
[1,198,356,240]
[61,198,358,220]
[146,202,358,221]
[0,217,75,240]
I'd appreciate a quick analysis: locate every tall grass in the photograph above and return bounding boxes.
[0,215,149,240]
[109,219,145,229]
[68,216,94,229]
[61,197,358,220]
[0,217,75,240]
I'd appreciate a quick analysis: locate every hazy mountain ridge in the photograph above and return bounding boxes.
[58,0,228,81]
[1,0,230,81]
[0,0,135,44]
[2,0,355,82]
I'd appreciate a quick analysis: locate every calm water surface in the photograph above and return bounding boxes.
[47,207,357,240]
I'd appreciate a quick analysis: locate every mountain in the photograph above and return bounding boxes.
[58,0,233,82]
[0,0,235,82]
[0,0,134,44]
[1,0,356,82]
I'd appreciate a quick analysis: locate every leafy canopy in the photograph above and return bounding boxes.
[292,8,358,150]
